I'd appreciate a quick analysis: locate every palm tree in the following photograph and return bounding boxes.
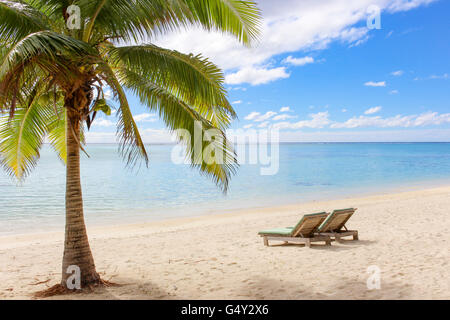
[0,0,260,292]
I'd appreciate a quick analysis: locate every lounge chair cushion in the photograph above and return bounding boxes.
[258,212,328,237]
[258,227,293,236]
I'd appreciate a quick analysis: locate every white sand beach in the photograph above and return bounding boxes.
[0,186,449,300]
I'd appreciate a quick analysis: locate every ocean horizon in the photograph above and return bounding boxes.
[1,142,450,235]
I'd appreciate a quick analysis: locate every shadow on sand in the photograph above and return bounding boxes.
[39,278,173,300]
[235,276,412,300]
[268,238,377,251]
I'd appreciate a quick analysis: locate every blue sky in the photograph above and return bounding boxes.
[89,0,450,143]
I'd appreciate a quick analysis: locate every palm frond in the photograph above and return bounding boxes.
[0,0,260,193]
[97,62,148,167]
[47,107,67,163]
[0,30,95,82]
[122,70,237,192]
[0,31,97,114]
[82,0,107,42]
[109,44,236,129]
[0,98,53,179]
[181,0,261,45]
[48,0,261,45]
[24,0,71,33]
[0,0,50,45]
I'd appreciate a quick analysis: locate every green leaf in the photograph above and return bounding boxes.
[0,0,50,45]
[0,0,262,193]
[110,44,236,129]
[97,61,149,167]
[0,101,53,179]
[123,70,238,192]
[47,106,67,163]
[92,98,112,116]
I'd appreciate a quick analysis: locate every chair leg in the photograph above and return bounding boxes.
[325,238,332,246]
[353,232,359,240]
[263,237,269,246]
[335,235,342,243]
[305,239,311,248]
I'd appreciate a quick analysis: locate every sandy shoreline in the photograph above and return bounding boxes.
[1,186,449,299]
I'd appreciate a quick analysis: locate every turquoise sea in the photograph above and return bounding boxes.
[1,143,450,235]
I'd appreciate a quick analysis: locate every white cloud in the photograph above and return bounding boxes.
[331,112,450,129]
[86,112,450,144]
[342,109,348,113]
[364,106,383,115]
[85,132,116,143]
[229,87,247,91]
[429,73,449,80]
[140,128,174,142]
[257,121,270,128]
[232,100,243,104]
[134,113,157,123]
[244,112,261,121]
[244,110,298,123]
[364,81,386,87]
[246,109,450,131]
[391,70,404,76]
[341,27,370,47]
[154,0,435,85]
[244,111,277,122]
[389,90,399,94]
[104,89,113,100]
[225,66,290,85]
[280,106,292,112]
[331,115,407,128]
[277,129,450,143]
[413,73,448,81]
[86,128,173,143]
[272,114,297,121]
[414,112,450,126]
[258,111,277,122]
[85,128,450,144]
[93,119,114,127]
[283,56,314,66]
[348,37,370,48]
[272,112,331,129]
[387,0,437,13]
[257,111,277,122]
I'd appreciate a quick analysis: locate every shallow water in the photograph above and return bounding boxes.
[1,143,450,235]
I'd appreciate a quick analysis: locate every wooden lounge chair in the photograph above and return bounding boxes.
[317,208,358,242]
[258,212,331,248]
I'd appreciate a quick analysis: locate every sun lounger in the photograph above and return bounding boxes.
[258,212,331,247]
[317,208,358,242]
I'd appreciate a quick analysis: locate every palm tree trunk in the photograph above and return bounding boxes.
[61,105,100,288]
